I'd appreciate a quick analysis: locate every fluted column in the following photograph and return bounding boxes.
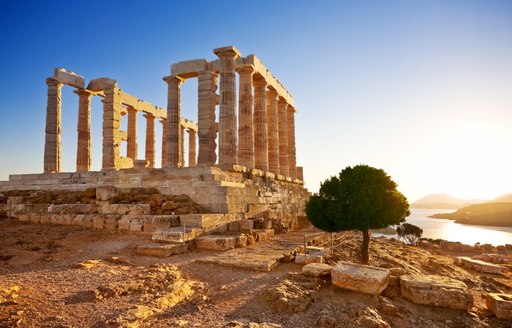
[266,88,279,174]
[197,71,218,165]
[287,106,297,179]
[43,78,63,173]
[253,74,268,171]
[237,65,255,168]
[102,83,122,170]
[163,75,185,167]
[188,129,197,167]
[144,113,155,168]
[160,118,167,167]
[214,46,241,166]
[180,124,185,166]
[127,106,138,160]
[75,89,92,172]
[278,97,289,177]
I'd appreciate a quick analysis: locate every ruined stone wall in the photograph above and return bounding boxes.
[0,166,309,229]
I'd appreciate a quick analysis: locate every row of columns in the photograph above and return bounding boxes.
[163,48,298,179]
[43,79,197,173]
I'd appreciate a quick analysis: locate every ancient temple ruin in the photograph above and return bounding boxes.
[0,46,309,236]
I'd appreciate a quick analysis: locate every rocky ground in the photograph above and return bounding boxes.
[1,220,511,328]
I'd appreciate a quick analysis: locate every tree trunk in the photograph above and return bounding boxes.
[361,229,370,264]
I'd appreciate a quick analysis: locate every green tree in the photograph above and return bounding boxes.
[396,223,423,245]
[306,165,410,264]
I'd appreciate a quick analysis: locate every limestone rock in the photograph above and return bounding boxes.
[486,293,512,320]
[265,273,320,314]
[331,261,390,295]
[302,263,332,277]
[400,274,473,309]
[195,235,236,251]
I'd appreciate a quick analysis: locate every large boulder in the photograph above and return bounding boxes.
[400,274,473,309]
[331,261,390,295]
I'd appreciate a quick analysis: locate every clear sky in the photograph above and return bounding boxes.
[1,0,511,202]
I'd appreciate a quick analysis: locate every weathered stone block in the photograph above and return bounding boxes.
[294,253,324,265]
[486,293,512,320]
[400,274,473,309]
[104,216,119,230]
[54,68,85,88]
[171,59,209,78]
[195,235,236,251]
[302,263,332,277]
[238,219,254,231]
[129,218,144,232]
[101,204,150,216]
[331,261,390,295]
[96,186,118,202]
[456,256,507,274]
[234,234,247,248]
[117,215,132,231]
[136,243,186,257]
[92,216,105,229]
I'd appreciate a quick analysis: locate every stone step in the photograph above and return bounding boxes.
[455,256,508,274]
[151,226,202,243]
[135,243,187,257]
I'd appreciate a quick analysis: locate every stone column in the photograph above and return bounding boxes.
[144,113,155,168]
[163,75,185,167]
[214,46,241,166]
[160,118,167,167]
[278,97,289,177]
[75,89,92,172]
[253,74,268,171]
[197,71,218,165]
[237,65,255,168]
[188,129,197,167]
[127,106,138,160]
[266,88,279,174]
[180,124,185,166]
[43,78,63,173]
[287,106,297,179]
[102,83,122,170]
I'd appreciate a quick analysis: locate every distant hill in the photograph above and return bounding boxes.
[411,193,483,209]
[493,193,512,203]
[431,202,512,227]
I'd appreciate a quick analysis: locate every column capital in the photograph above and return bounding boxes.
[162,75,186,85]
[73,88,93,97]
[236,65,255,75]
[277,96,288,106]
[266,87,278,97]
[253,74,267,87]
[287,105,297,113]
[213,45,241,59]
[46,78,62,87]
[143,112,155,119]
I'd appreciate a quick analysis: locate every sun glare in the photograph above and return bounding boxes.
[423,120,511,200]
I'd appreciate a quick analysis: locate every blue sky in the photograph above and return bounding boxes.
[1,0,511,202]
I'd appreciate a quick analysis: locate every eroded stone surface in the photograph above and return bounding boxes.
[486,293,512,320]
[400,274,474,309]
[331,261,390,295]
[302,263,332,277]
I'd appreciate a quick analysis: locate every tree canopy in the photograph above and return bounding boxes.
[305,164,410,264]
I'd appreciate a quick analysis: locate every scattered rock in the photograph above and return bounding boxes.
[331,261,390,295]
[400,274,474,309]
[302,263,332,277]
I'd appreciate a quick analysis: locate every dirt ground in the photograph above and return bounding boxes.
[1,220,511,328]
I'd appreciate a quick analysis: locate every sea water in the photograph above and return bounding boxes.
[377,208,512,246]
